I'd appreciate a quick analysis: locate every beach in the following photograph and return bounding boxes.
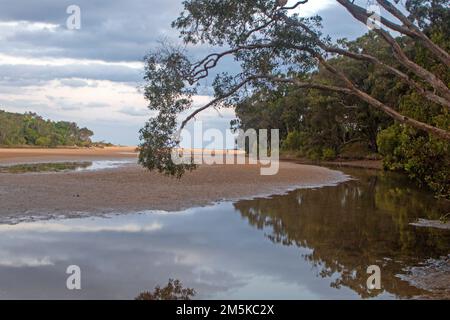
[0,147,347,223]
[0,146,138,164]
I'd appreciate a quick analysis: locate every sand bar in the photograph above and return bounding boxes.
[0,147,347,223]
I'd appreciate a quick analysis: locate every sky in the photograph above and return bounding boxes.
[0,0,371,146]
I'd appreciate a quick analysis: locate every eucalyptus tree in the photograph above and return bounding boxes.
[140,0,450,176]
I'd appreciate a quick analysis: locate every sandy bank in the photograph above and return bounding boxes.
[0,146,138,164]
[0,147,348,223]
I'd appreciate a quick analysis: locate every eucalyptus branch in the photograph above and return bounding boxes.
[190,41,308,82]
[337,0,450,102]
[180,76,253,130]
[180,73,353,131]
[313,53,450,141]
[281,15,450,109]
[375,0,450,66]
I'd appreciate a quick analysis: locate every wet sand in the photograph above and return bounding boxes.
[0,147,347,223]
[0,146,138,164]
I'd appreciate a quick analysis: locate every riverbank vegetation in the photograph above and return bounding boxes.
[140,0,449,198]
[231,2,449,198]
[0,110,94,147]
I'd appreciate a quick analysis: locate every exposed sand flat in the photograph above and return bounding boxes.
[0,146,138,164]
[0,147,347,223]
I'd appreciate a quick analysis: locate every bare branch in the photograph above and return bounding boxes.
[280,0,309,11]
[179,1,450,140]
[314,53,450,141]
[180,77,252,130]
[190,42,309,82]
[180,74,352,130]
[254,74,353,94]
[376,0,450,66]
[337,0,450,102]
[336,0,417,37]
[281,16,450,109]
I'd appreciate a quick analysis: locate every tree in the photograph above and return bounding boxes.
[233,35,396,159]
[0,109,94,147]
[135,279,196,300]
[140,0,449,175]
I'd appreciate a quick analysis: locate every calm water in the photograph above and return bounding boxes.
[0,168,448,299]
[0,160,135,174]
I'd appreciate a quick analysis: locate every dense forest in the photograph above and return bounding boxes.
[231,5,449,199]
[0,110,94,147]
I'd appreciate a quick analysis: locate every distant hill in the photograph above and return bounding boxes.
[0,110,94,147]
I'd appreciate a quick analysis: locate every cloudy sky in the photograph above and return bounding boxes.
[0,0,370,146]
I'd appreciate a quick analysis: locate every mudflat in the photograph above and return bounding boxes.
[0,147,347,223]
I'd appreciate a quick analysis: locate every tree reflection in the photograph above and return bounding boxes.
[135,279,196,300]
[233,168,450,299]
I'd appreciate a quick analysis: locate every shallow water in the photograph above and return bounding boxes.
[0,162,92,173]
[75,159,136,172]
[0,168,448,299]
[0,160,135,174]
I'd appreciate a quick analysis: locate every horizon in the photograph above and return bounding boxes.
[0,0,367,146]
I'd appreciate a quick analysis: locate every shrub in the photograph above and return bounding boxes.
[35,136,51,147]
[322,148,336,161]
[377,124,450,199]
[282,130,303,151]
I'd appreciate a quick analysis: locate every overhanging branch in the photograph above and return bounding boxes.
[337,0,450,102]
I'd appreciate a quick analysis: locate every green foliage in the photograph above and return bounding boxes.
[232,12,449,197]
[236,34,394,161]
[140,0,449,198]
[139,45,198,177]
[0,110,93,147]
[35,136,51,146]
[378,124,450,199]
[321,148,336,161]
[138,113,196,178]
[374,6,450,199]
[282,130,303,151]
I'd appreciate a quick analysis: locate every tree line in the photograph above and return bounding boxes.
[231,4,449,198]
[139,0,449,198]
[0,110,94,147]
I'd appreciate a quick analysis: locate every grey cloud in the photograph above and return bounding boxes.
[0,63,142,85]
[58,78,92,87]
[0,0,184,62]
[59,104,81,111]
[0,1,367,85]
[0,0,370,147]
[0,1,368,64]
[59,101,110,111]
[119,106,148,117]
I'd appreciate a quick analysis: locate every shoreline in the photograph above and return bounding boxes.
[0,146,138,164]
[280,156,383,170]
[0,147,349,223]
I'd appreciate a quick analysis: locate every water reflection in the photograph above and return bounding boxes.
[234,168,450,298]
[0,168,448,299]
